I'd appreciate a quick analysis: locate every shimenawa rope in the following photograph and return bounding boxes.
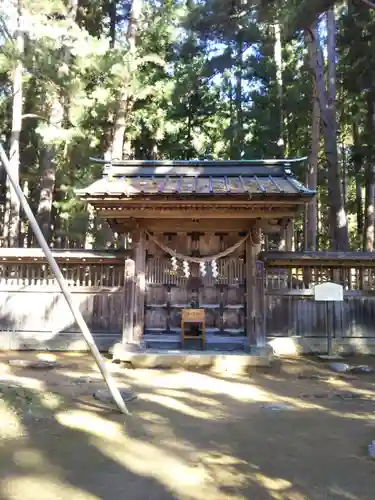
[145,229,259,264]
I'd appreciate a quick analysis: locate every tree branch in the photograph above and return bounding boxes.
[21,114,64,128]
[21,113,48,121]
[361,0,375,8]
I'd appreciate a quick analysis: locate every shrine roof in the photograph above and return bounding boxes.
[77,158,315,199]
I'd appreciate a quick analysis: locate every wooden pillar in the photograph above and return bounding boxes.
[279,218,294,251]
[246,227,265,347]
[285,219,294,287]
[122,258,135,344]
[279,230,286,251]
[133,229,146,345]
[285,218,294,251]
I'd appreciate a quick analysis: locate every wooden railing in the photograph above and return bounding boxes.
[0,249,129,350]
[260,252,375,340]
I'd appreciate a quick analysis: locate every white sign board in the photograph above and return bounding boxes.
[314,282,344,302]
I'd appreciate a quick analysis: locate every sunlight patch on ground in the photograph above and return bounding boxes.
[123,368,375,424]
[0,404,25,439]
[0,374,45,391]
[156,388,223,408]
[58,369,101,380]
[193,451,249,490]
[55,407,247,499]
[328,486,359,499]
[324,378,351,388]
[39,392,64,410]
[0,361,11,374]
[125,369,273,402]
[197,453,248,467]
[125,369,339,414]
[12,449,46,469]
[137,411,170,424]
[139,393,217,419]
[94,436,247,500]
[322,409,375,421]
[36,353,57,362]
[254,473,306,500]
[55,410,125,441]
[2,475,100,500]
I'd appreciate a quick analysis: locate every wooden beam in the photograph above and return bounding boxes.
[99,209,297,219]
[133,229,146,345]
[0,248,129,264]
[89,198,306,207]
[115,218,255,233]
[107,218,131,233]
[109,218,287,234]
[257,220,283,234]
[259,251,375,267]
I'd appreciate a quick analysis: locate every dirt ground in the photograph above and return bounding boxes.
[0,352,375,500]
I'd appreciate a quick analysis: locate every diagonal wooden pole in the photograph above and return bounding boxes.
[0,142,130,415]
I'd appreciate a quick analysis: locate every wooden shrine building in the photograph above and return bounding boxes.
[78,158,314,357]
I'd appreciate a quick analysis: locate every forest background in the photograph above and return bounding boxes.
[0,0,374,252]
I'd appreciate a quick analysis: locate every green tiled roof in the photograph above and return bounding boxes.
[77,158,315,199]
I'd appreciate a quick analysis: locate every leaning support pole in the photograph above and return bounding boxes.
[0,143,129,415]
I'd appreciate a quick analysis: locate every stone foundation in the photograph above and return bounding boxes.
[268,336,375,356]
[112,343,273,375]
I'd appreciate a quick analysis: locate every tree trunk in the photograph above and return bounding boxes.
[36,98,64,242]
[363,94,375,251]
[352,122,363,242]
[19,179,29,247]
[3,0,24,247]
[234,32,243,158]
[109,0,117,48]
[274,19,284,157]
[36,0,77,242]
[111,0,143,160]
[111,97,128,160]
[364,165,375,251]
[228,76,234,157]
[305,50,320,250]
[187,95,192,157]
[84,205,96,249]
[306,17,348,251]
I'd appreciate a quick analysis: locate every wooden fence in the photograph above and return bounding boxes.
[1,248,375,351]
[261,252,375,341]
[0,249,128,350]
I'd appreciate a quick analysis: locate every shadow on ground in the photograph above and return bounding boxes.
[0,352,374,500]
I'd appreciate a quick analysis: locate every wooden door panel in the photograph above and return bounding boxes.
[169,308,181,330]
[223,286,244,306]
[170,287,190,307]
[145,308,167,331]
[222,309,245,332]
[205,308,220,329]
[146,285,167,306]
[199,286,220,306]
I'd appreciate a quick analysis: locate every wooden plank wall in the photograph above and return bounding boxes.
[145,232,246,339]
[0,260,125,350]
[3,250,375,350]
[264,265,375,338]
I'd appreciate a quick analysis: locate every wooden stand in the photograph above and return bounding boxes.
[181,309,205,350]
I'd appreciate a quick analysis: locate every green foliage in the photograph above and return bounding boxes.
[0,0,373,249]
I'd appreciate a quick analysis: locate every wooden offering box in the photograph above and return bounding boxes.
[181,309,206,349]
